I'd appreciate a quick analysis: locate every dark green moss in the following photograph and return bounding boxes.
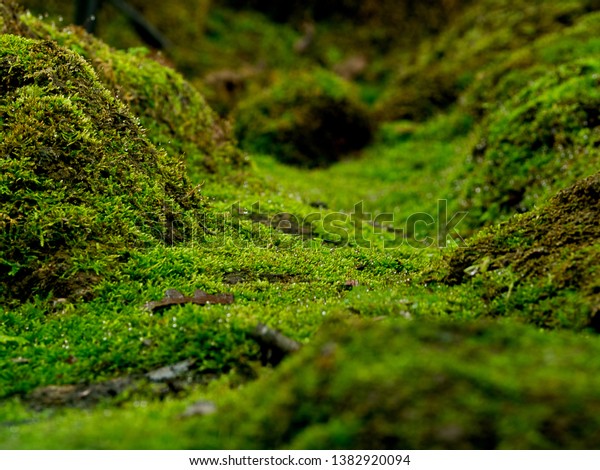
[195,7,307,115]
[215,0,468,48]
[191,319,600,449]
[234,68,373,167]
[99,0,211,76]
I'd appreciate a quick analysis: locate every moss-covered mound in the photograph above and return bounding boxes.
[457,59,600,226]
[440,172,600,330]
[462,10,600,118]
[196,319,600,449]
[374,0,595,122]
[1,1,245,177]
[234,69,373,167]
[0,34,204,301]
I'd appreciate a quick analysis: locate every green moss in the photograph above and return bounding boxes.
[6,319,600,449]
[203,319,600,449]
[234,68,373,167]
[439,172,600,330]
[457,59,600,226]
[0,34,205,301]
[1,0,600,451]
[463,11,600,117]
[0,2,244,177]
[374,0,594,122]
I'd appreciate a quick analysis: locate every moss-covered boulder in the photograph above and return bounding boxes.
[195,319,600,449]
[440,172,600,331]
[234,69,373,167]
[0,34,205,301]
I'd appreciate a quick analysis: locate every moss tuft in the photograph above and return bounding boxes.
[1,2,245,177]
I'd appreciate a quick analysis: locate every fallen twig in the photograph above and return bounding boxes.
[249,323,301,366]
[144,289,234,312]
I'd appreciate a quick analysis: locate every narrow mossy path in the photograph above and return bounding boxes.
[1,0,599,449]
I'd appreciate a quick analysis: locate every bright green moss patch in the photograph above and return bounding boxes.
[0,237,419,398]
[0,287,258,399]
[0,34,204,301]
[251,120,472,240]
[234,69,373,167]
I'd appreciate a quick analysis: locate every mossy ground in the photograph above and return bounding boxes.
[1,0,600,449]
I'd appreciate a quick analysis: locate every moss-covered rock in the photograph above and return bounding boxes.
[234,68,373,167]
[194,319,600,449]
[0,34,205,301]
[440,172,600,330]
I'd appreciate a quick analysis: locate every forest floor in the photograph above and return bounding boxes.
[1,0,599,449]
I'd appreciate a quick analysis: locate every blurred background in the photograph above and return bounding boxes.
[18,0,470,114]
[17,0,600,169]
